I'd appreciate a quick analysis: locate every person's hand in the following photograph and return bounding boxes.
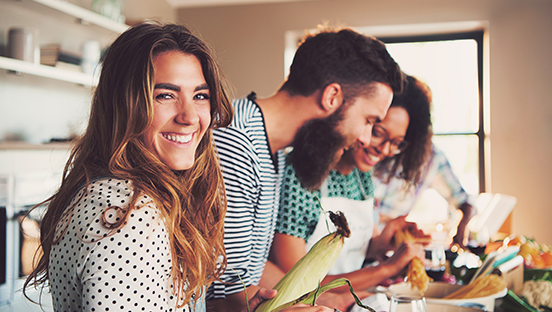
[245,288,335,312]
[453,222,468,248]
[243,288,277,312]
[367,216,430,260]
[316,289,372,312]
[452,202,475,248]
[399,221,431,246]
[366,216,408,259]
[281,303,337,312]
[382,241,426,277]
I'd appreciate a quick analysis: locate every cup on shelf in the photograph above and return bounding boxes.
[91,0,126,23]
[81,40,101,75]
[7,27,40,64]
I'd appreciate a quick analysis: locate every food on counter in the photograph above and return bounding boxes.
[406,257,432,296]
[502,290,541,312]
[508,234,528,247]
[443,274,506,299]
[517,237,552,269]
[542,253,552,266]
[515,269,552,311]
[520,241,541,258]
[522,280,552,310]
[395,229,432,295]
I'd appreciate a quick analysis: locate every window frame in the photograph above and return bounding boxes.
[378,31,486,192]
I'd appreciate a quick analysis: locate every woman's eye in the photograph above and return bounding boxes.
[372,127,385,137]
[155,93,174,101]
[194,93,210,101]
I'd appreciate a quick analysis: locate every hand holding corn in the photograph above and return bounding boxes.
[246,289,337,312]
[368,216,430,261]
[255,211,355,312]
[394,229,432,296]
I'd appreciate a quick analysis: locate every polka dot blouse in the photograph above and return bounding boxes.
[48,177,199,312]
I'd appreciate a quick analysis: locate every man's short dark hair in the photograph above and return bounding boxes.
[280,27,405,102]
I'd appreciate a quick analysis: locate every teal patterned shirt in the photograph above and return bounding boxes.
[276,159,374,241]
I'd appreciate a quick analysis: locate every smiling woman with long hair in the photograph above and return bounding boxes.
[22,21,233,311]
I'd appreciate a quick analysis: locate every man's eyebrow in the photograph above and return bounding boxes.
[154,83,180,92]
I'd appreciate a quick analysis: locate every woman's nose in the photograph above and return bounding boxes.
[378,140,392,156]
[175,101,199,125]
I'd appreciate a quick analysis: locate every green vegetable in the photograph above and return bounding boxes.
[272,278,374,312]
[524,269,552,282]
[501,290,540,312]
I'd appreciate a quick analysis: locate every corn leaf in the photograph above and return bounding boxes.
[272,278,376,312]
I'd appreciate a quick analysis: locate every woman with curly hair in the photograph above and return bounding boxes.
[372,76,475,247]
[270,75,433,310]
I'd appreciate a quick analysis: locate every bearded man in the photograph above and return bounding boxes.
[207,26,405,312]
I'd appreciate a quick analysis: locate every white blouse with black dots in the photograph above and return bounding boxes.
[48,177,200,312]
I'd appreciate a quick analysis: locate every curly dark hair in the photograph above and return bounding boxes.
[372,75,433,185]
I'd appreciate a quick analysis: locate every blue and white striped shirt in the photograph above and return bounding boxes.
[207,95,285,298]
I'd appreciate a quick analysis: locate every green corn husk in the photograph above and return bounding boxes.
[273,278,375,312]
[256,211,351,312]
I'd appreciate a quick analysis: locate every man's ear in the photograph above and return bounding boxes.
[320,83,344,115]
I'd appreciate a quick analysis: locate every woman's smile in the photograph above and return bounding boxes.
[162,132,195,144]
[363,149,382,166]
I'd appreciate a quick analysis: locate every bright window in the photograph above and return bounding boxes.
[379,31,485,194]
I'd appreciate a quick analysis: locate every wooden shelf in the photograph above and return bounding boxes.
[0,56,99,86]
[0,141,72,150]
[20,0,129,33]
[0,0,131,85]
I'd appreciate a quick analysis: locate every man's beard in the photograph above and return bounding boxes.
[288,110,346,191]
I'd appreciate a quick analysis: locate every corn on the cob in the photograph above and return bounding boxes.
[256,211,350,312]
[395,229,432,296]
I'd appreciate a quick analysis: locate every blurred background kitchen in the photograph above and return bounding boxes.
[1,0,551,311]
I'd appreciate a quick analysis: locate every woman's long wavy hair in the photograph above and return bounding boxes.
[23,21,233,308]
[372,75,433,186]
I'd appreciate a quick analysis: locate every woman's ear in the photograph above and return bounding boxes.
[320,83,344,115]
